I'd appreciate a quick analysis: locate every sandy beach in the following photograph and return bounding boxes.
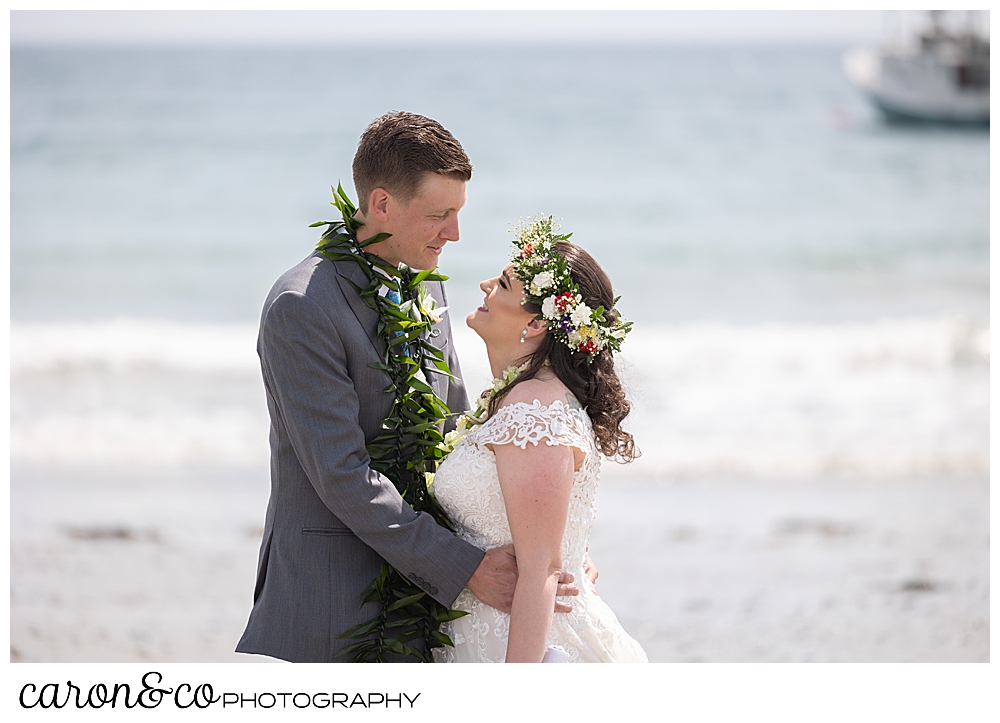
[10,462,987,663]
[592,473,988,663]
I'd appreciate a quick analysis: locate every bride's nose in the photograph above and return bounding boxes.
[479,278,494,294]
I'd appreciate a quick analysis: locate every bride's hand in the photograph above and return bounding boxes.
[468,544,579,614]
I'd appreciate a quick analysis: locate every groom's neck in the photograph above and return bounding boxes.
[354,211,403,267]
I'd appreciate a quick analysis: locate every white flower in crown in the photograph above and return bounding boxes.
[531,271,555,295]
[610,326,628,340]
[570,302,592,327]
[541,295,557,319]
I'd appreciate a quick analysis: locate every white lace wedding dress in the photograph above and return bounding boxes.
[431,399,648,663]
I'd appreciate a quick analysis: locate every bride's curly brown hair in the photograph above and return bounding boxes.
[488,241,639,463]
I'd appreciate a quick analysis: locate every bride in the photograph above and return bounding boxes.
[432,217,648,663]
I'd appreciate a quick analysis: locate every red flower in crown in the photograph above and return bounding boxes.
[553,292,575,314]
[520,243,533,258]
[579,338,598,354]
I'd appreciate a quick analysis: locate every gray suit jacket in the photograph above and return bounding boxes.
[236,251,485,662]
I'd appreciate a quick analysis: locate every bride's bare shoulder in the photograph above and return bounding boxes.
[497,375,576,411]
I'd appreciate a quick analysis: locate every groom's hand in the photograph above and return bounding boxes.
[553,570,579,612]
[467,544,579,614]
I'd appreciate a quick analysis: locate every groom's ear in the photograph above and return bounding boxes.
[368,188,391,222]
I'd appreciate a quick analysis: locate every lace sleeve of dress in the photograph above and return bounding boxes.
[473,399,590,454]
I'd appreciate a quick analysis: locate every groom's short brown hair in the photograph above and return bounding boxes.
[353,111,473,213]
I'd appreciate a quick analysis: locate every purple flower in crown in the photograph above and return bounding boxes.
[558,315,574,333]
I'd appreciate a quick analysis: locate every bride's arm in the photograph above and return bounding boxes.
[493,427,576,663]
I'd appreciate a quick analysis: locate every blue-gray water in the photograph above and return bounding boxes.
[10,45,989,477]
[11,45,989,325]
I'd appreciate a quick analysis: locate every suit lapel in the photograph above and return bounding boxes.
[422,282,452,404]
[335,260,452,406]
[333,258,385,358]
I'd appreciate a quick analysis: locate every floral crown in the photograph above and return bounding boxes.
[509,215,632,359]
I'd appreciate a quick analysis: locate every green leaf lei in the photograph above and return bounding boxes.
[310,184,468,662]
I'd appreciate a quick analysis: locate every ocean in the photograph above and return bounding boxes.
[11,44,989,478]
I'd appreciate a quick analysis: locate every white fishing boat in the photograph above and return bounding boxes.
[843,11,989,124]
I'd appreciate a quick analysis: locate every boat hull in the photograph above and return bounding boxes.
[843,46,989,125]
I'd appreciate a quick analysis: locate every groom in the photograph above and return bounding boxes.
[236,112,579,662]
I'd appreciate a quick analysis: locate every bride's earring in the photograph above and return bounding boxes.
[520,329,528,344]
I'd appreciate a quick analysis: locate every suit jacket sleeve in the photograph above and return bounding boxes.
[259,288,485,607]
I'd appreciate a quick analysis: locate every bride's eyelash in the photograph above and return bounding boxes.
[499,278,507,289]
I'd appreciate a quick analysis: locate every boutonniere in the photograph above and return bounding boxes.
[416,285,448,325]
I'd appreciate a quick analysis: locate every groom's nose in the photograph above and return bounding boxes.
[441,214,460,243]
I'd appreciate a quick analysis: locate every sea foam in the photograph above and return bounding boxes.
[10,318,260,374]
[455,316,989,480]
[11,317,989,477]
